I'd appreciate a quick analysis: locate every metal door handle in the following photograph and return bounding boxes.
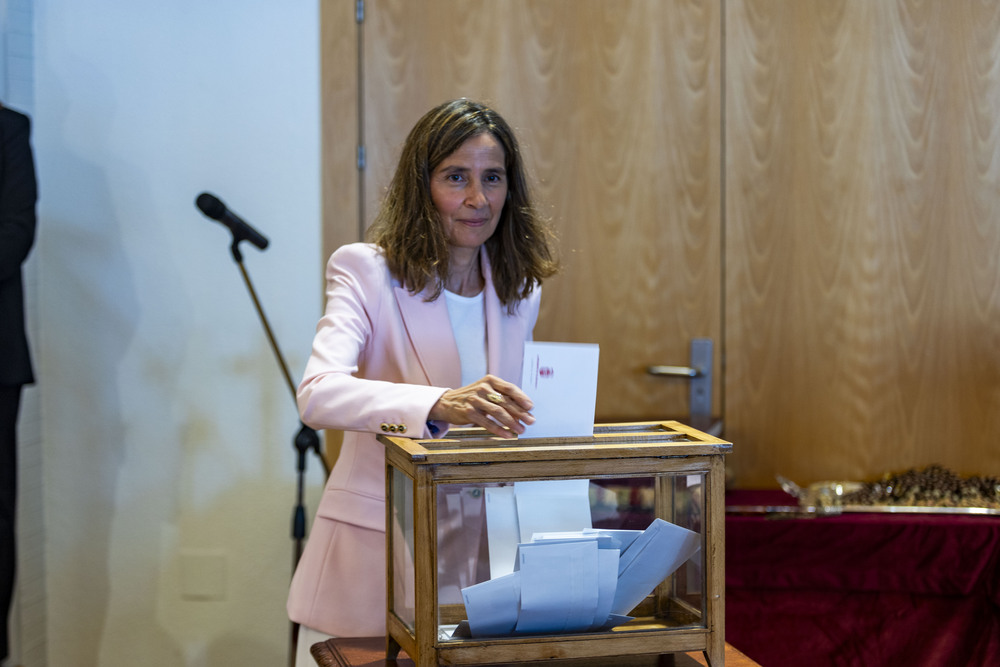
[646,338,713,418]
[647,365,701,378]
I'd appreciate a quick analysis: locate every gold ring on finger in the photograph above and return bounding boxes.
[486,391,504,405]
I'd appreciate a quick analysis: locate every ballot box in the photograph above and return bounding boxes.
[377,421,732,667]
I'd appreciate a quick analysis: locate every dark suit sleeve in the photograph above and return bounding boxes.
[0,110,38,284]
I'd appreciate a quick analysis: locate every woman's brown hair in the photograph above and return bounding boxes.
[367,99,558,311]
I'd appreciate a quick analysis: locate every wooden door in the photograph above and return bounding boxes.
[724,0,1000,486]
[322,0,723,424]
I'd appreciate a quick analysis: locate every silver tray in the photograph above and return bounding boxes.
[726,503,1000,516]
[729,476,1000,516]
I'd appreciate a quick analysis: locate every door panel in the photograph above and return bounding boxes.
[724,0,1000,485]
[355,0,723,422]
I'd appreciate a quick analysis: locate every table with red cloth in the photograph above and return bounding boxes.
[724,489,1000,667]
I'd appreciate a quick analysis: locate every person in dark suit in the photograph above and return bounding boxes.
[0,104,38,662]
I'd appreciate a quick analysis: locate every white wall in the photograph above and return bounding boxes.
[31,1,325,665]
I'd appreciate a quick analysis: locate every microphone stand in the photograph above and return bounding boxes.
[225,237,329,667]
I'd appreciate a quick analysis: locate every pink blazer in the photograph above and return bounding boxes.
[288,243,540,636]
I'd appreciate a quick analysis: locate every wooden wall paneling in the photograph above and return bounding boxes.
[724,0,878,487]
[323,0,1000,488]
[321,0,362,256]
[360,0,523,221]
[921,0,1000,476]
[524,0,723,423]
[356,0,722,422]
[320,0,362,467]
[724,0,1000,487]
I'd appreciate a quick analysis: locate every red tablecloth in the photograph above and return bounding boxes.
[725,490,1000,666]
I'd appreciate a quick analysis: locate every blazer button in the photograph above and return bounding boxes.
[389,424,399,433]
[398,424,407,433]
[381,423,390,432]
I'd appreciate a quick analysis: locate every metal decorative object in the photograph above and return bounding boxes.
[732,466,1000,517]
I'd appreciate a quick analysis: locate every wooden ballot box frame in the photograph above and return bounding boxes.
[378,421,732,667]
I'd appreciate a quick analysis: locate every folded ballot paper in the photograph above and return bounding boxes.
[458,518,701,638]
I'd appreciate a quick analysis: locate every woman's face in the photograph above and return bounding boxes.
[429,132,508,256]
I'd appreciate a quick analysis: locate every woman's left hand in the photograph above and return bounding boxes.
[428,374,534,438]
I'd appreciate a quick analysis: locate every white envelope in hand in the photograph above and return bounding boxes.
[520,341,599,439]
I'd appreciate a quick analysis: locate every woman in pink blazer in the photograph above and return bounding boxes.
[289,100,558,659]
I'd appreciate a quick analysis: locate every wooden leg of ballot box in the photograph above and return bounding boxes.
[704,455,726,667]
[385,635,400,661]
[384,462,438,666]
[412,467,437,667]
[384,465,401,662]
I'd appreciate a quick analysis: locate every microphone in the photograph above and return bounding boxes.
[196,192,270,250]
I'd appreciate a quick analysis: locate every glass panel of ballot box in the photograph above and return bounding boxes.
[380,421,731,667]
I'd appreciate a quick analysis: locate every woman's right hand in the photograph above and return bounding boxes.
[428,374,535,439]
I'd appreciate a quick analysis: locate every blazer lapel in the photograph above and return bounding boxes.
[394,284,462,388]
[394,248,528,389]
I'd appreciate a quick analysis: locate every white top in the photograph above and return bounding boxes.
[445,289,487,387]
